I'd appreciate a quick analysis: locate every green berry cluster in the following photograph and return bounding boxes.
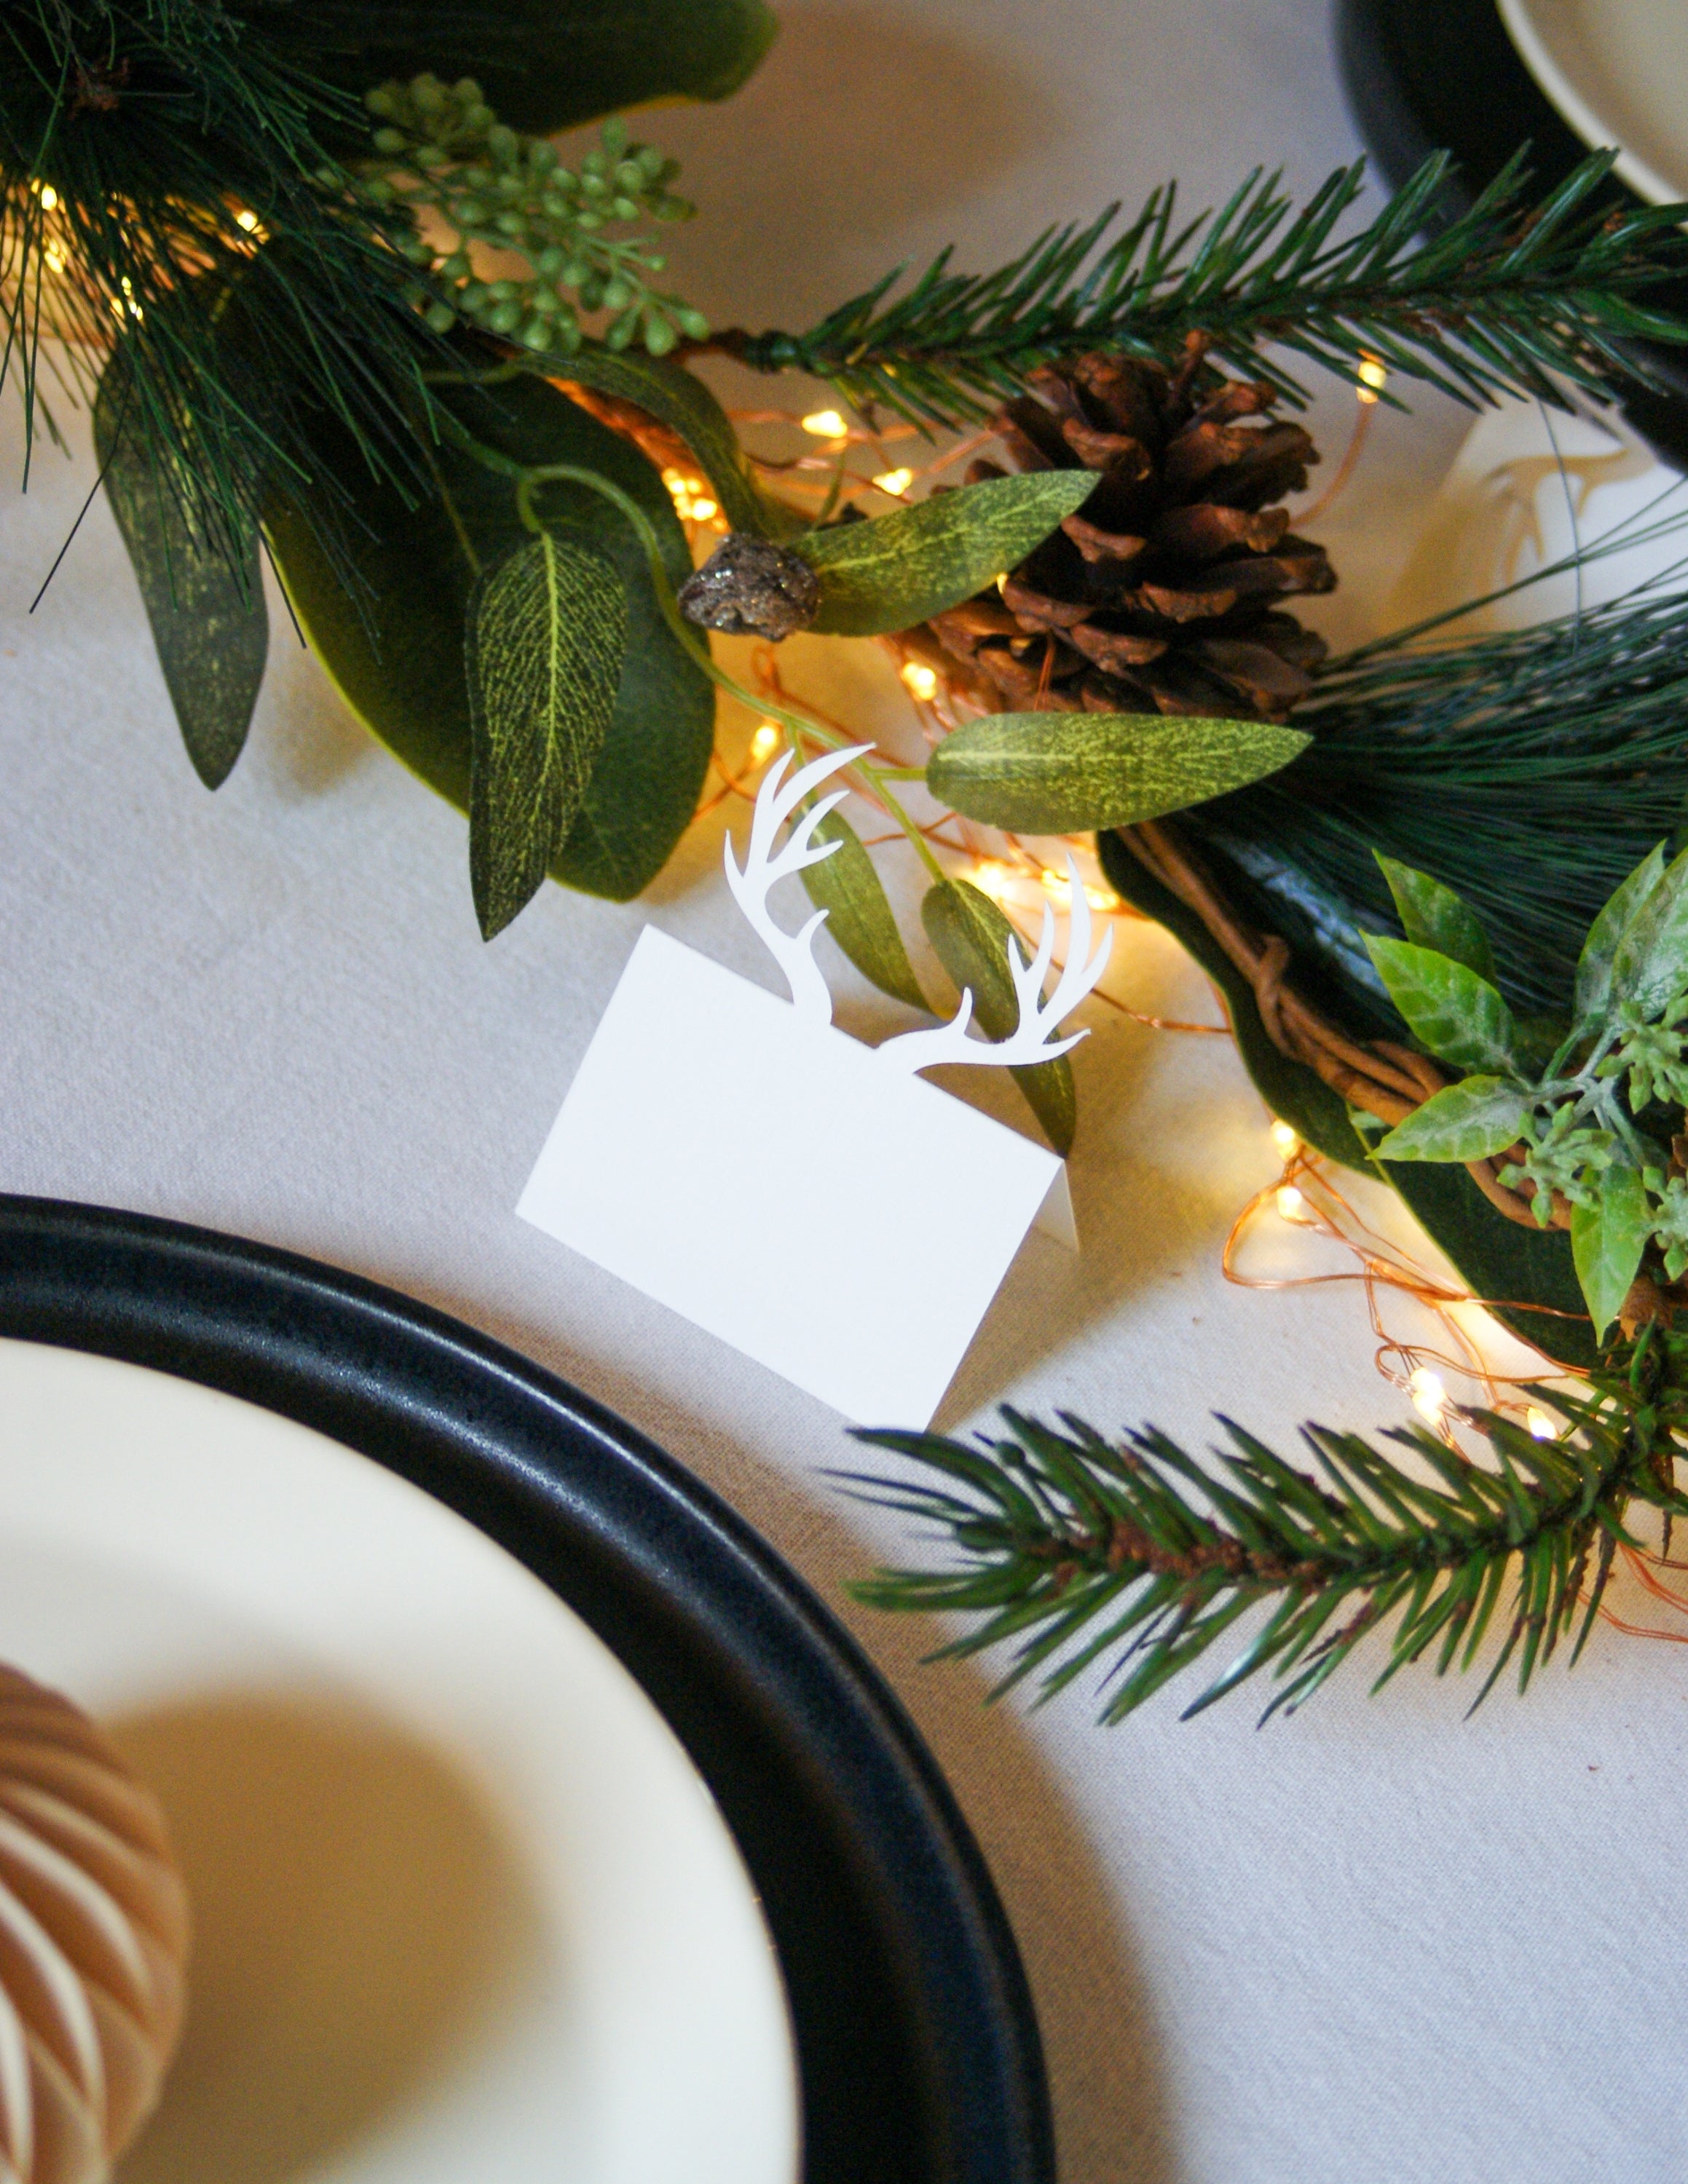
[360,76,710,358]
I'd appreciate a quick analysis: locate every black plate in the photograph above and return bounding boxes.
[1336,0,1688,464]
[0,1193,1054,2184]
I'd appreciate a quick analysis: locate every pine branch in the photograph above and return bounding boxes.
[847,1327,1688,1724]
[722,149,1688,429]
[1204,578,1688,1021]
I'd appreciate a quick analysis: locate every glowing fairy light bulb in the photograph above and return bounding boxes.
[900,660,939,703]
[749,722,781,764]
[801,408,848,438]
[1409,1366,1447,1424]
[1526,1406,1557,1441]
[1276,1184,1309,1223]
[1270,1119,1298,1157]
[970,860,1013,902]
[874,467,914,496]
[1357,357,1387,406]
[35,183,58,211]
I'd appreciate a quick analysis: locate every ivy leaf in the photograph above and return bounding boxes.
[800,809,930,1013]
[95,359,267,790]
[560,347,797,539]
[290,0,778,136]
[1571,1166,1650,1340]
[1375,1077,1530,1163]
[466,530,627,938]
[794,472,1096,636]
[1362,937,1518,1072]
[922,879,1076,1155]
[1609,842,1688,1019]
[266,364,712,903]
[1577,842,1666,1027]
[927,711,1309,833]
[1374,853,1496,981]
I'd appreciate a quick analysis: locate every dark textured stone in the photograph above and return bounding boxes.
[677,533,821,641]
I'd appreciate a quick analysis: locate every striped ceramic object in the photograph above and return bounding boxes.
[0,1671,187,2184]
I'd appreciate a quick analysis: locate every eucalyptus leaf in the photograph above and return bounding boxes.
[289,0,777,136]
[800,809,930,1013]
[795,472,1095,637]
[1373,854,1496,981]
[1571,1165,1650,1340]
[1577,842,1666,1027]
[467,530,627,938]
[95,361,267,790]
[266,363,712,903]
[1609,842,1688,1020]
[928,711,1309,834]
[921,879,1076,1154]
[560,347,794,539]
[1375,1077,1530,1163]
[1362,937,1518,1072]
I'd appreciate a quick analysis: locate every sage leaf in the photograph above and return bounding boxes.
[560,347,794,538]
[467,529,627,939]
[1375,1077,1530,1163]
[267,364,712,902]
[1571,1165,1649,1340]
[1374,854,1496,982]
[927,710,1309,833]
[294,0,777,136]
[795,472,1095,637]
[95,360,267,790]
[1362,937,1518,1072]
[1577,842,1666,1027]
[1608,842,1688,1019]
[922,879,1076,1154]
[800,809,929,1013]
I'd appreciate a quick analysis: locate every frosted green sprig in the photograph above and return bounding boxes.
[360,76,709,358]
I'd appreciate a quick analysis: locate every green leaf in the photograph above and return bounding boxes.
[95,361,267,791]
[1362,937,1518,1072]
[800,809,930,1013]
[1577,842,1667,1027]
[291,0,778,136]
[1571,1166,1650,1340]
[1374,854,1496,981]
[928,711,1310,833]
[1375,1077,1530,1163]
[559,347,794,539]
[1609,842,1688,1019]
[1097,828,1371,1169]
[921,880,1076,1154]
[467,530,628,938]
[794,472,1097,637]
[266,366,713,902]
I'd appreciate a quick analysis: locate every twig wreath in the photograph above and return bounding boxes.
[12,0,1688,1719]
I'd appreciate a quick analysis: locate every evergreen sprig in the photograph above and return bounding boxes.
[1,0,437,551]
[726,149,1688,428]
[848,1328,1688,1723]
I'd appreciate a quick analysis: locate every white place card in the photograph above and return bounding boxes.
[518,749,1108,1427]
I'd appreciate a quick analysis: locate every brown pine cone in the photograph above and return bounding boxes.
[920,354,1336,722]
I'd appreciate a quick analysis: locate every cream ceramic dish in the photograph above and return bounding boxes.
[1499,0,1688,205]
[0,1339,798,2184]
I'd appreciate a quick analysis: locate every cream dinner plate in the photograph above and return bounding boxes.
[0,1337,800,2184]
[1499,0,1688,205]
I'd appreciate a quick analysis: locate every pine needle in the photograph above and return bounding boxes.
[727,149,1688,428]
[846,1329,1688,1723]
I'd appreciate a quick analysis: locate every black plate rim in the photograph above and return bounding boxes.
[0,1192,1054,2184]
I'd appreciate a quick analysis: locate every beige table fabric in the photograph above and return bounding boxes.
[4,4,1685,2178]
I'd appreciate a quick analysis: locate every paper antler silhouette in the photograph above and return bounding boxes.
[722,745,859,1025]
[727,745,1111,1069]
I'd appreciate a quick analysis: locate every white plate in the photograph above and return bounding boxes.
[1499,0,1688,205]
[0,1338,800,2184]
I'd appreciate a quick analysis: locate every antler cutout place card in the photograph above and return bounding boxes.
[517,748,1110,1426]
